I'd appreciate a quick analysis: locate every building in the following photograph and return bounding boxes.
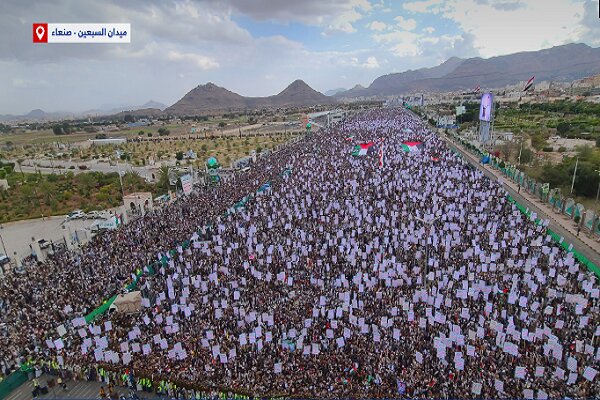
[123,192,153,222]
[90,138,127,146]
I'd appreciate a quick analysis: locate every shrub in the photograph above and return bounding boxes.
[542,146,553,152]
[78,165,88,170]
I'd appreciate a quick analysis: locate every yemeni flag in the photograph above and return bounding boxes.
[378,145,384,168]
[352,142,376,156]
[524,76,535,91]
[473,85,481,94]
[401,141,424,153]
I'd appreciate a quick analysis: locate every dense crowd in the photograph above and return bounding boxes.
[1,108,599,398]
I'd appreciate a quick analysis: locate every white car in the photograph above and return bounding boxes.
[66,210,86,220]
[0,254,10,267]
[87,210,108,220]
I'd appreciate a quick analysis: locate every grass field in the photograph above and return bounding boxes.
[0,169,155,223]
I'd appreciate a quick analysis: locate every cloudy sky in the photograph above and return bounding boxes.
[1,0,599,114]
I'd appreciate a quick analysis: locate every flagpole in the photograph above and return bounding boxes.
[571,157,578,195]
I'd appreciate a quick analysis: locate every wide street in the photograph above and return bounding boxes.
[0,210,124,263]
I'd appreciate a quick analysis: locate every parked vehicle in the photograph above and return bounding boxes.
[0,254,10,267]
[65,210,86,220]
[86,211,108,220]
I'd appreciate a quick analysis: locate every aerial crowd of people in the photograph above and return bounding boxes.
[1,108,599,398]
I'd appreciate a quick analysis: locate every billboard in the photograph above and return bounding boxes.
[479,92,493,122]
[180,174,193,195]
[456,105,466,116]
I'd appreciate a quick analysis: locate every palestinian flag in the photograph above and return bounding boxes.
[344,135,354,141]
[378,145,384,168]
[524,76,535,91]
[401,141,424,153]
[352,142,376,156]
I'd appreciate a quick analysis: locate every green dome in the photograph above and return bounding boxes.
[206,157,219,168]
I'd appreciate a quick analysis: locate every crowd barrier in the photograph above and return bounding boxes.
[0,369,28,400]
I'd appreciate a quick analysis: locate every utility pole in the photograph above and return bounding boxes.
[415,215,441,287]
[517,136,524,166]
[595,170,600,212]
[0,225,7,256]
[571,157,578,195]
[592,170,600,238]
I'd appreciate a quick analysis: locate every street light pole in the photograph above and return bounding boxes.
[571,157,579,195]
[517,137,524,166]
[0,225,7,255]
[415,215,441,287]
[595,170,600,212]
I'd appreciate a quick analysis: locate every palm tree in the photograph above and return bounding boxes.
[16,158,24,178]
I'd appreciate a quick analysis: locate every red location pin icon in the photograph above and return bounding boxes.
[33,23,48,43]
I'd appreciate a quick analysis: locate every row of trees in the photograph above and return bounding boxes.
[52,122,73,135]
[538,146,600,198]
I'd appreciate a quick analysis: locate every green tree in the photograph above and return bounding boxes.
[556,122,570,135]
[596,136,600,148]
[158,128,170,136]
[156,166,170,195]
[176,151,184,161]
[16,159,24,178]
[76,173,98,197]
[218,122,226,128]
[147,132,153,137]
[519,148,534,164]
[52,125,63,135]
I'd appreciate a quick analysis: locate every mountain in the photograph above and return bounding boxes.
[140,100,167,110]
[268,79,335,107]
[26,109,46,119]
[337,43,600,98]
[325,88,347,96]
[82,100,167,116]
[0,109,75,122]
[113,108,165,118]
[165,80,336,115]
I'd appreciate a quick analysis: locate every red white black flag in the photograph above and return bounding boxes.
[524,76,535,91]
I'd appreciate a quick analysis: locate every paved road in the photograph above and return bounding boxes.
[0,211,124,262]
[12,163,159,181]
[442,134,600,268]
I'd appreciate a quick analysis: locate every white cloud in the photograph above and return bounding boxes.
[578,0,600,46]
[322,0,373,34]
[423,26,436,34]
[362,56,380,68]
[394,16,417,30]
[373,31,422,56]
[402,0,446,14]
[441,0,585,57]
[166,51,219,70]
[367,20,388,31]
